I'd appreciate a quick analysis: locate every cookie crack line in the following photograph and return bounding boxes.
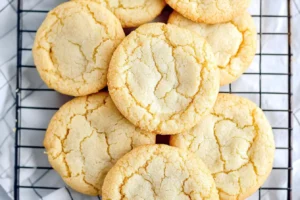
[151,41,166,96]
[67,38,112,74]
[247,109,261,179]
[213,122,226,172]
[211,109,258,172]
[79,130,101,192]
[67,40,89,84]
[180,150,215,199]
[118,148,160,199]
[92,38,111,63]
[181,177,192,199]
[51,12,64,26]
[211,112,253,130]
[84,3,110,37]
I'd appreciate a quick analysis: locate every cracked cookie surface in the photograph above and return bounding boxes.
[102,144,219,200]
[73,0,166,28]
[168,12,257,86]
[170,94,275,200]
[166,0,251,24]
[33,1,125,96]
[44,92,155,195]
[108,23,220,135]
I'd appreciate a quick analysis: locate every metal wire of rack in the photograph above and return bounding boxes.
[14,0,293,199]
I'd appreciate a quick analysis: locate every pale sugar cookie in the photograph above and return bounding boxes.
[170,94,275,200]
[44,92,155,195]
[108,23,220,135]
[33,1,125,96]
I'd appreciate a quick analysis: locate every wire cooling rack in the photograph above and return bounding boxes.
[14,0,293,199]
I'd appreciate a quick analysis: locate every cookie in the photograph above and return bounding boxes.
[102,144,219,199]
[33,1,125,96]
[166,0,251,24]
[73,0,166,28]
[44,92,155,196]
[170,94,275,199]
[168,12,257,85]
[108,23,220,135]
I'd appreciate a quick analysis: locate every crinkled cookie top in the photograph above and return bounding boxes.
[108,23,220,135]
[171,94,275,200]
[44,92,155,195]
[33,1,125,96]
[102,144,219,200]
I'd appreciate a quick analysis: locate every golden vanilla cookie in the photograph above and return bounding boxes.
[102,144,219,199]
[166,0,251,24]
[170,94,275,199]
[73,0,166,28]
[108,23,220,135]
[33,1,125,96]
[44,92,155,196]
[168,11,257,85]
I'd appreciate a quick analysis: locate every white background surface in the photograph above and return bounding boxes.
[0,0,299,199]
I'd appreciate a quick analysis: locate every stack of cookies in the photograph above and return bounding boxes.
[33,0,275,199]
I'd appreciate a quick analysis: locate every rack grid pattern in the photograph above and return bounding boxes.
[14,0,293,199]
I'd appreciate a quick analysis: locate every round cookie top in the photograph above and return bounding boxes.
[168,12,257,86]
[102,144,219,200]
[44,92,155,196]
[170,94,275,199]
[108,23,220,135]
[33,1,125,96]
[73,0,166,28]
[166,0,251,24]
